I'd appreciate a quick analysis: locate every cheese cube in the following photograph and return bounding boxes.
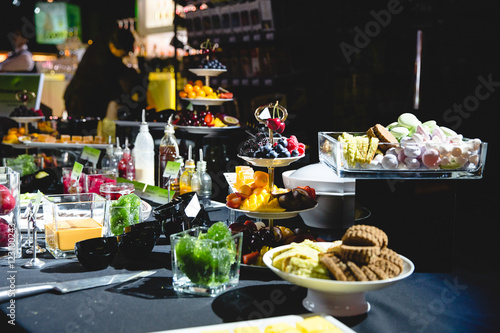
[234,327,261,333]
[296,316,342,333]
[264,323,300,333]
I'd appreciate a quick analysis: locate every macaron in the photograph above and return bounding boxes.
[390,126,409,141]
[422,120,437,132]
[398,113,421,129]
[440,126,457,137]
[386,122,398,130]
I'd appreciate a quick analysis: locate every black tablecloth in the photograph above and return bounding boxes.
[1,206,499,333]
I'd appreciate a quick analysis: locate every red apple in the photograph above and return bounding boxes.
[0,218,10,247]
[0,185,16,215]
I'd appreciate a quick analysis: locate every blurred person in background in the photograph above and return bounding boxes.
[0,28,36,72]
[64,21,147,120]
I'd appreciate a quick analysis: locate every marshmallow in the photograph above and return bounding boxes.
[468,138,481,152]
[381,154,398,169]
[404,157,421,169]
[469,154,479,165]
[404,145,422,158]
[451,146,463,157]
[422,148,441,167]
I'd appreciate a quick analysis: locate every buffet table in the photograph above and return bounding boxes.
[1,206,498,333]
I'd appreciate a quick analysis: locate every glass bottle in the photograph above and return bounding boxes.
[159,115,180,188]
[114,137,123,162]
[170,156,184,198]
[179,146,199,195]
[118,138,135,181]
[101,141,118,176]
[197,148,212,207]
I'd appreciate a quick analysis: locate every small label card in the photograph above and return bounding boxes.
[80,146,101,166]
[163,161,181,178]
[71,162,84,181]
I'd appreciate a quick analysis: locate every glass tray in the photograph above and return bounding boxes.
[318,132,487,179]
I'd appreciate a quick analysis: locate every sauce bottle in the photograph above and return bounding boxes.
[134,110,155,186]
[118,137,135,181]
[179,145,199,195]
[197,148,212,207]
[159,114,180,188]
[101,136,118,175]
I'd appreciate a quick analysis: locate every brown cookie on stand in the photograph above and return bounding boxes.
[339,244,380,265]
[342,224,389,249]
[379,247,404,272]
[346,261,369,281]
[361,265,379,281]
[319,252,347,281]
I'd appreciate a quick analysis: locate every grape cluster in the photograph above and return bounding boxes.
[253,137,300,158]
[176,109,213,126]
[199,58,226,70]
[238,132,270,157]
[10,105,40,117]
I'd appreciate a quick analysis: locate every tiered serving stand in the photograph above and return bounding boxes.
[230,102,316,229]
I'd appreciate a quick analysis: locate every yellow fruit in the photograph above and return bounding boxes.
[196,90,206,98]
[187,91,197,99]
[213,118,227,127]
[202,85,213,95]
[184,83,193,93]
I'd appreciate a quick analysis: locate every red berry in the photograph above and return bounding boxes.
[297,143,305,155]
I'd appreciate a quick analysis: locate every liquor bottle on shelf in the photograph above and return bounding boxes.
[197,148,212,207]
[159,115,180,188]
[118,138,135,181]
[134,110,155,186]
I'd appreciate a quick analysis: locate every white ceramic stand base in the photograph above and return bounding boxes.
[302,289,370,317]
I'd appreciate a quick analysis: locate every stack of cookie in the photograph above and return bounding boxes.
[319,225,404,281]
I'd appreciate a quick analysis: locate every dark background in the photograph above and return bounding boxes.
[1,0,498,273]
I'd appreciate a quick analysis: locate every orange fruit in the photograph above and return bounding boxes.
[194,79,203,87]
[179,91,188,98]
[238,184,252,197]
[193,85,201,92]
[187,91,197,99]
[253,171,269,188]
[184,83,193,93]
[196,90,206,98]
[202,85,213,94]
